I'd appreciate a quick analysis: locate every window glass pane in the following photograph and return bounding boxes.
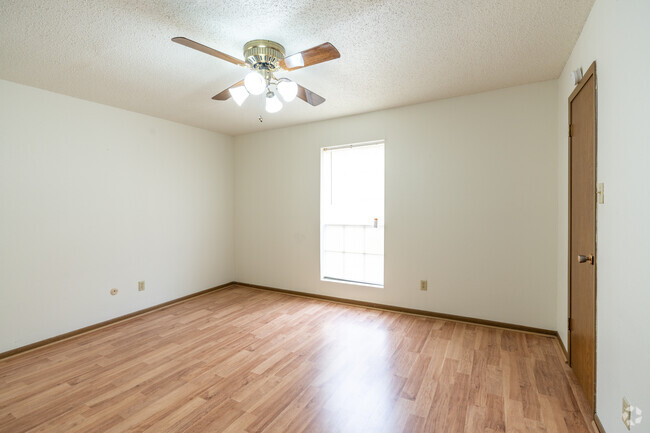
[324,252,344,279]
[323,225,344,252]
[343,253,364,282]
[364,254,384,286]
[343,225,364,254]
[364,226,384,255]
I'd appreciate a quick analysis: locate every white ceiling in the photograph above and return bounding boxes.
[0,0,594,136]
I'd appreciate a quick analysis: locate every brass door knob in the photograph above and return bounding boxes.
[578,254,594,264]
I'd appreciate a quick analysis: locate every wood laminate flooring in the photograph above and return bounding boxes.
[0,285,596,432]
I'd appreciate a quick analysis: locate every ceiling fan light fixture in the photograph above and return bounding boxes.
[244,71,265,95]
[229,86,249,106]
[265,92,283,113]
[277,79,298,102]
[173,37,339,117]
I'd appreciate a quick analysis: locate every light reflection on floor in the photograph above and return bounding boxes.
[312,315,399,432]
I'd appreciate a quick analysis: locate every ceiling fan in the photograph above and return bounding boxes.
[172,37,340,118]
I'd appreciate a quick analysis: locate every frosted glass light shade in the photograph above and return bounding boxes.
[265,93,283,113]
[277,80,298,102]
[228,86,249,106]
[244,71,265,95]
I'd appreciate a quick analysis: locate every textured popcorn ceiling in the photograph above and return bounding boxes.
[0,0,594,136]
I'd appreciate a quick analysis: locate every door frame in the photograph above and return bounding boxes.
[567,61,597,411]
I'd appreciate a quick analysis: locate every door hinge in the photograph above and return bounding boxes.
[569,124,573,138]
[568,317,572,331]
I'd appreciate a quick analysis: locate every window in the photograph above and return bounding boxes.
[321,141,384,286]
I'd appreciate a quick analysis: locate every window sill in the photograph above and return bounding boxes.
[321,277,384,289]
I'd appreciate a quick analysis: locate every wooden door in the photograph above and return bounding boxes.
[568,62,597,411]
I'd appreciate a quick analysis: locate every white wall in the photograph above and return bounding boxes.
[235,81,559,330]
[0,79,235,353]
[555,0,650,431]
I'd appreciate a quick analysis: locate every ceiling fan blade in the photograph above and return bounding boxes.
[280,42,340,71]
[172,37,247,67]
[212,80,245,100]
[296,84,326,106]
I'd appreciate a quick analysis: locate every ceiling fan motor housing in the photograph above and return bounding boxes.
[244,40,285,71]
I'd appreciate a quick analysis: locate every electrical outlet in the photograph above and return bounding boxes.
[110,288,118,296]
[624,399,644,429]
[623,398,631,430]
[138,281,145,291]
[420,280,428,291]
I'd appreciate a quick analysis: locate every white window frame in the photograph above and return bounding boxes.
[320,140,385,287]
